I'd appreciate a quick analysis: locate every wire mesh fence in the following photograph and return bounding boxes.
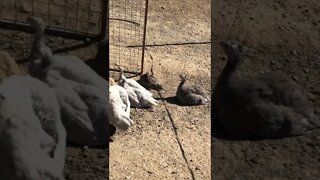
[0,0,107,41]
[109,0,148,75]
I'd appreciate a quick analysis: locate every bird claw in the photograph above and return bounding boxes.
[109,136,115,142]
[148,107,155,112]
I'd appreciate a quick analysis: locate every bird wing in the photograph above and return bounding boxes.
[54,87,94,133]
[190,86,209,97]
[116,86,131,115]
[227,77,274,103]
[38,128,56,157]
[134,89,158,107]
[109,86,133,130]
[126,79,153,97]
[125,86,140,107]
[50,55,107,89]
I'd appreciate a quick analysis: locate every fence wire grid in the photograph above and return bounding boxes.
[109,0,148,75]
[0,0,107,40]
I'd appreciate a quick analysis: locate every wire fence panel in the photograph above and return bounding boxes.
[109,0,148,75]
[0,0,107,41]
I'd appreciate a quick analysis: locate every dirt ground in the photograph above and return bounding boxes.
[0,0,211,179]
[109,0,211,179]
[212,0,320,179]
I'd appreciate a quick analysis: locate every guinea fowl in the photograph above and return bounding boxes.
[0,75,66,180]
[176,74,210,106]
[27,17,110,146]
[137,59,163,91]
[108,78,133,131]
[118,67,158,108]
[214,41,320,139]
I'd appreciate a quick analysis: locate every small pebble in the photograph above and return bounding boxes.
[292,75,298,81]
[290,50,298,55]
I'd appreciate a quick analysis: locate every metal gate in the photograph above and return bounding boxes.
[109,0,149,75]
[0,0,107,41]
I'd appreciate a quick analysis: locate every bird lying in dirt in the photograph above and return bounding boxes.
[118,67,159,108]
[214,40,320,139]
[27,16,110,146]
[108,77,133,131]
[137,63,163,91]
[176,74,210,106]
[0,75,66,180]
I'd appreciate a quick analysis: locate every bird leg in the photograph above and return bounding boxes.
[148,106,155,112]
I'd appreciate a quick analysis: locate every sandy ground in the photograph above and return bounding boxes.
[0,0,211,179]
[212,0,320,179]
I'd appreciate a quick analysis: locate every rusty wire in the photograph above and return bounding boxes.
[0,0,107,41]
[109,0,148,75]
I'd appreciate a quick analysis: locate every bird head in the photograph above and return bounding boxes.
[220,41,238,54]
[118,66,124,73]
[27,16,46,32]
[118,67,126,82]
[179,74,188,81]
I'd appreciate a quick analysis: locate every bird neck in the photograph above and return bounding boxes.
[179,79,186,88]
[219,49,241,82]
[118,70,126,83]
[214,49,241,99]
[32,28,46,47]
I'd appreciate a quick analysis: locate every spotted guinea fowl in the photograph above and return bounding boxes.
[176,74,210,106]
[118,67,158,108]
[27,16,110,146]
[0,75,66,180]
[108,78,133,131]
[137,58,163,91]
[214,41,320,139]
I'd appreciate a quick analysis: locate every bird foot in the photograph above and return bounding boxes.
[148,107,155,112]
[109,136,115,142]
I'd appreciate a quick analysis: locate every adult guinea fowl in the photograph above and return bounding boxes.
[0,75,66,180]
[214,41,320,139]
[27,17,112,146]
[108,78,133,131]
[137,58,163,91]
[118,67,159,108]
[176,74,210,106]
